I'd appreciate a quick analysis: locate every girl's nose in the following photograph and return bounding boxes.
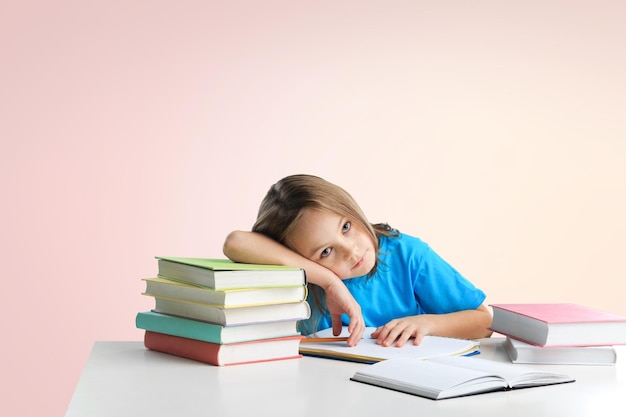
[341,241,358,260]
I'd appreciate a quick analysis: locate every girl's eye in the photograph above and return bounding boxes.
[342,221,351,233]
[320,247,332,258]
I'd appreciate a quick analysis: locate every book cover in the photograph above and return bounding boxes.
[491,303,626,324]
[144,331,303,366]
[135,311,300,344]
[503,337,617,365]
[350,355,575,400]
[143,276,308,307]
[151,296,311,326]
[489,303,626,347]
[156,257,304,272]
[156,257,306,290]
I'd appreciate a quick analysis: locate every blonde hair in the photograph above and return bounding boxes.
[253,174,375,244]
[252,174,397,333]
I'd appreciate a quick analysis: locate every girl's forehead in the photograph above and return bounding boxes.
[286,209,342,248]
[298,208,342,226]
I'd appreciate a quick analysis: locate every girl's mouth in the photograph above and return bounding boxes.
[352,254,365,270]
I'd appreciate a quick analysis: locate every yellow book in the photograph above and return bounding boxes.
[143,277,307,307]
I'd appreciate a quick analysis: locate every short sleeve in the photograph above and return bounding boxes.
[410,241,486,314]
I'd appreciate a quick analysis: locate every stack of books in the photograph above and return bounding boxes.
[489,303,626,365]
[136,257,310,366]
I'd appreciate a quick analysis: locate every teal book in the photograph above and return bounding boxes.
[155,257,306,290]
[135,311,301,344]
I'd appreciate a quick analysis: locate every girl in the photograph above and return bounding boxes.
[223,174,492,347]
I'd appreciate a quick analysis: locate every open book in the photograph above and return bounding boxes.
[351,355,575,400]
[300,327,479,363]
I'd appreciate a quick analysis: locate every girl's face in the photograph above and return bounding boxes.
[286,208,376,279]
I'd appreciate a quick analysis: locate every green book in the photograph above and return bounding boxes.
[155,257,306,290]
[135,311,301,344]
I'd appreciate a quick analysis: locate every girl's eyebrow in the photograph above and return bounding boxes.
[306,217,345,258]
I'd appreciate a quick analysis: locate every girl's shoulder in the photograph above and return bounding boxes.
[380,231,429,251]
[377,233,433,267]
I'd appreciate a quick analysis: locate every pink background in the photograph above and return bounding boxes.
[2,1,625,415]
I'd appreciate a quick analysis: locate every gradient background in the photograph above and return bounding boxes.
[2,1,625,415]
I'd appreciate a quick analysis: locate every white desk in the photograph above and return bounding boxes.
[66,338,625,417]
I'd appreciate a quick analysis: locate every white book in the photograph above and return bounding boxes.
[350,355,575,400]
[504,337,617,365]
[152,296,311,326]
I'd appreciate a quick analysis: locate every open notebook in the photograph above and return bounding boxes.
[351,355,575,400]
[299,327,479,363]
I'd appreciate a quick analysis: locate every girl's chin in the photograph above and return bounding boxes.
[343,261,375,279]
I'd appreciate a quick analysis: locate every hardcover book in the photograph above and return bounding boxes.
[144,331,302,366]
[135,311,300,344]
[143,276,307,307]
[489,303,626,347]
[503,336,617,365]
[156,257,306,290]
[151,296,311,326]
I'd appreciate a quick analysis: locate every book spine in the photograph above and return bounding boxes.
[144,331,303,366]
[144,331,222,365]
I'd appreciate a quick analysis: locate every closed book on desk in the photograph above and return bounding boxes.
[300,327,479,364]
[350,355,575,400]
[144,331,302,366]
[151,297,311,326]
[489,303,626,347]
[135,311,300,344]
[143,277,307,307]
[156,257,306,290]
[504,337,617,365]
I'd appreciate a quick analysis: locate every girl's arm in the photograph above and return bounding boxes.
[223,230,365,345]
[371,304,493,347]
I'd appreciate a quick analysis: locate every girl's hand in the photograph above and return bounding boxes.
[371,305,493,347]
[322,280,365,346]
[371,316,432,347]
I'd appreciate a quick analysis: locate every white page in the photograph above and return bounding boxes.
[430,355,574,386]
[352,357,506,399]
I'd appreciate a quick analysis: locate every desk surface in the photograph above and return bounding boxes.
[66,338,625,417]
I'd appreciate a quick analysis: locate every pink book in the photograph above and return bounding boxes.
[144,331,303,366]
[489,303,626,347]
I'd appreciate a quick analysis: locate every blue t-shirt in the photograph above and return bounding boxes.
[304,233,486,333]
